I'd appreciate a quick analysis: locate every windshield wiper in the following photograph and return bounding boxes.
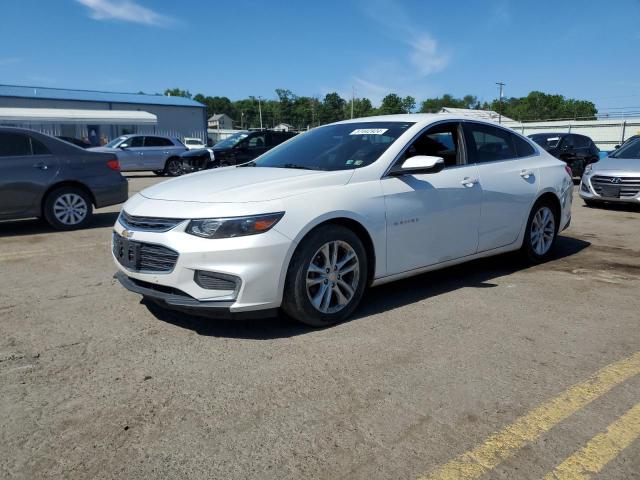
[238,161,257,167]
[276,163,319,170]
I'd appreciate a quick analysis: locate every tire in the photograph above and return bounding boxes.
[282,225,368,327]
[520,199,559,263]
[164,157,183,177]
[152,170,165,176]
[583,199,599,208]
[43,186,93,230]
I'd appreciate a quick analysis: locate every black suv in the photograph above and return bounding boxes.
[528,133,599,177]
[212,130,296,166]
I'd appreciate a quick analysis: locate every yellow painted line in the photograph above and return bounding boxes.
[419,352,640,480]
[543,402,640,480]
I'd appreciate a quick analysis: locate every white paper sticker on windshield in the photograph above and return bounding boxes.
[350,128,388,135]
[547,137,560,141]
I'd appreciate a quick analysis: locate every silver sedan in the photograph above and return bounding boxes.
[580,137,640,206]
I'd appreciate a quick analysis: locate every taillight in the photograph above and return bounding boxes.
[107,159,120,171]
[565,165,573,177]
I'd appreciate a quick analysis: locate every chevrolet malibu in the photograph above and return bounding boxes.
[112,115,573,327]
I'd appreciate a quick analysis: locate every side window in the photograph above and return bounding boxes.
[0,132,32,157]
[560,135,574,149]
[401,122,461,168]
[143,136,162,147]
[248,133,266,148]
[512,135,536,158]
[464,123,517,163]
[573,135,588,149]
[30,137,51,155]
[128,136,144,147]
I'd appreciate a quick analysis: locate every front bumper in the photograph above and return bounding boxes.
[579,174,640,204]
[115,271,277,319]
[111,217,294,314]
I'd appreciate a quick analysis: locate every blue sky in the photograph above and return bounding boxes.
[1,0,639,113]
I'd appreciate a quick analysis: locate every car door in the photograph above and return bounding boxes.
[463,121,540,252]
[381,121,482,274]
[139,136,167,170]
[0,132,58,217]
[238,132,269,163]
[118,136,144,170]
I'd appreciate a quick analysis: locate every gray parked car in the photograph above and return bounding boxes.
[0,127,128,230]
[580,136,640,206]
[90,134,187,176]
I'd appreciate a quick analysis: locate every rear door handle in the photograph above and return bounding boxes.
[520,169,534,179]
[461,177,478,187]
[33,162,48,170]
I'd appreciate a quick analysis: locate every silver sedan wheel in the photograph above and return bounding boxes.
[530,206,555,256]
[306,240,360,314]
[53,193,88,225]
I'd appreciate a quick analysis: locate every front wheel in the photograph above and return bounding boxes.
[152,170,165,176]
[282,225,368,327]
[521,200,559,263]
[164,158,183,176]
[43,187,93,230]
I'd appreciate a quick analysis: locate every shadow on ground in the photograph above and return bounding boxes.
[0,212,119,238]
[145,235,591,340]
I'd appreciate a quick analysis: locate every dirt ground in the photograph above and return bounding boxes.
[1,173,639,479]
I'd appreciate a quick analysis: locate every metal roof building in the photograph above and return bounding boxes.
[0,84,207,146]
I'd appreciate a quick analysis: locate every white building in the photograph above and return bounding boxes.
[208,113,234,130]
[273,122,294,132]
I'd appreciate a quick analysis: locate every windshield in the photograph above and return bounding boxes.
[104,136,127,148]
[609,137,640,159]
[248,122,414,171]
[185,139,202,145]
[215,132,249,149]
[529,134,562,149]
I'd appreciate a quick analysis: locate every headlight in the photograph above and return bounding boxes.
[584,164,593,176]
[186,212,284,239]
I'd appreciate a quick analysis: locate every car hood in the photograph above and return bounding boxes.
[139,166,354,203]
[593,157,640,172]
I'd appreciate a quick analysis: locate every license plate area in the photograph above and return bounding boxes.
[113,233,140,270]
[599,185,620,198]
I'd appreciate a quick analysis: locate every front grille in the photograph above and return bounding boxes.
[119,211,184,232]
[113,232,179,273]
[194,270,239,291]
[139,243,179,272]
[591,176,640,198]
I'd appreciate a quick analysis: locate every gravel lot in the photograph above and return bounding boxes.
[1,173,639,479]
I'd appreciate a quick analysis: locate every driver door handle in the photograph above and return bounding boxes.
[33,162,48,170]
[520,169,534,179]
[461,177,478,187]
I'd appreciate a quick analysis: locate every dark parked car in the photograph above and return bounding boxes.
[528,133,599,177]
[212,130,296,166]
[0,127,128,230]
[180,148,215,173]
[56,136,92,149]
[614,134,639,150]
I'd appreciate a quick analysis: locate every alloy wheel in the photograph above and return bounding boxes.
[53,193,88,226]
[306,240,360,314]
[530,206,555,256]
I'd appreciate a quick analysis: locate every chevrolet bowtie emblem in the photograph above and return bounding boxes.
[121,229,134,239]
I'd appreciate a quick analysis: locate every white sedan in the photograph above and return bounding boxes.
[112,114,573,326]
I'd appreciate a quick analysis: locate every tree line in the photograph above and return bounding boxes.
[163,87,597,130]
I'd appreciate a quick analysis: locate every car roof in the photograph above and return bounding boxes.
[333,113,513,128]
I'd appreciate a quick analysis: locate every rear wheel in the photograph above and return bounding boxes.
[43,187,93,230]
[521,200,559,263]
[282,225,367,327]
[164,157,183,176]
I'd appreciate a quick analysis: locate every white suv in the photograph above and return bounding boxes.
[113,115,573,326]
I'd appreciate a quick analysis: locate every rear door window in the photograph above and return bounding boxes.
[128,136,144,147]
[463,123,517,163]
[30,137,51,155]
[0,132,32,157]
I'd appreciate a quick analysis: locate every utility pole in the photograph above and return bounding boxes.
[496,82,505,123]
[257,96,263,130]
[351,86,355,119]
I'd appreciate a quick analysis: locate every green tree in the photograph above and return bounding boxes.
[319,92,346,124]
[419,94,478,113]
[164,88,192,99]
[491,91,597,121]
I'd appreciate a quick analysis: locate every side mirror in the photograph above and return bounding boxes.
[119,144,129,149]
[389,155,445,176]
[614,145,620,149]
